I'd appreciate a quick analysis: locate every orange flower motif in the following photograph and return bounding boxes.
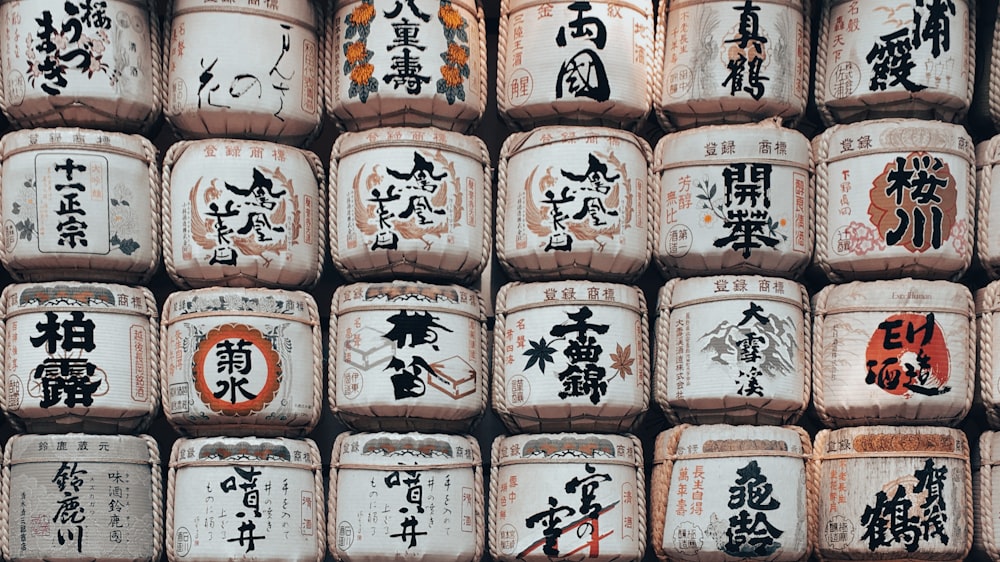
[440,65,463,87]
[350,3,375,25]
[439,4,463,29]
[351,63,374,85]
[345,41,368,64]
[446,43,468,66]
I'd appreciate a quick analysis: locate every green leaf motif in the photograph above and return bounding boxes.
[118,239,140,255]
[523,338,557,373]
[15,219,33,241]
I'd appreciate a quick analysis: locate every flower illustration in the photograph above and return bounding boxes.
[351,63,374,86]
[440,65,463,88]
[350,2,375,26]
[343,0,378,101]
[446,42,469,66]
[345,41,369,64]
[436,0,471,105]
[439,3,464,31]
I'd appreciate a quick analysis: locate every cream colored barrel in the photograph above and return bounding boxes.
[654,0,810,130]
[161,287,322,437]
[497,0,653,129]
[1,433,162,562]
[489,433,645,562]
[330,281,486,432]
[329,432,484,562]
[650,425,813,562]
[813,426,972,562]
[812,279,974,428]
[163,138,326,289]
[0,281,159,433]
[166,436,325,562]
[975,431,1000,562]
[975,280,1000,430]
[0,128,160,283]
[498,126,652,282]
[326,0,486,132]
[0,0,162,132]
[164,0,322,146]
[330,127,491,283]
[813,118,974,281]
[654,276,810,426]
[654,119,812,278]
[977,136,1000,278]
[493,281,648,433]
[815,0,974,125]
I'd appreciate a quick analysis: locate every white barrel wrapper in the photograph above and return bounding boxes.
[161,287,322,437]
[329,432,484,562]
[0,281,159,433]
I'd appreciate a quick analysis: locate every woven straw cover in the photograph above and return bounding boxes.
[0,281,160,434]
[329,281,487,432]
[653,0,810,131]
[325,0,487,132]
[328,431,484,562]
[0,128,161,284]
[166,436,326,562]
[0,0,163,133]
[162,138,326,289]
[163,0,323,146]
[812,279,974,428]
[489,433,646,562]
[814,0,974,126]
[653,276,811,426]
[812,426,972,562]
[329,127,491,284]
[160,287,322,437]
[813,118,974,282]
[650,424,814,562]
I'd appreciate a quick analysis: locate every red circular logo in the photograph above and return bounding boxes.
[192,324,282,415]
[864,313,950,397]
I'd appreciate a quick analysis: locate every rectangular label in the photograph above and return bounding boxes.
[35,153,111,254]
[130,325,147,401]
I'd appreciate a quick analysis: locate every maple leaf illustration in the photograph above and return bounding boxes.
[523,338,557,373]
[610,343,634,379]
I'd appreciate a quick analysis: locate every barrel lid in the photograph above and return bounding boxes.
[2,281,155,318]
[165,138,319,172]
[653,425,808,462]
[507,0,650,18]
[493,433,640,467]
[333,432,480,468]
[816,425,968,460]
[814,118,974,163]
[813,279,972,316]
[172,0,317,31]
[498,281,644,316]
[333,127,487,162]
[334,0,479,20]
[1,128,152,161]
[334,281,482,320]
[171,436,320,468]
[163,287,317,324]
[502,125,649,161]
[654,119,809,171]
[7,433,155,465]
[658,275,805,312]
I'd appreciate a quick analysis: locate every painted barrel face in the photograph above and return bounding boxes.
[0,0,160,132]
[498,0,653,129]
[498,126,651,282]
[4,433,161,562]
[816,0,972,125]
[0,128,159,284]
[814,119,974,281]
[652,425,811,562]
[162,287,321,437]
[493,281,648,433]
[164,139,324,289]
[164,0,322,145]
[655,276,809,426]
[1,282,158,433]
[331,127,490,283]
[815,426,971,561]
[330,282,485,432]
[330,432,483,562]
[654,121,811,278]
[655,0,809,130]
[327,0,485,132]
[168,437,323,562]
[490,433,644,562]
[812,279,973,428]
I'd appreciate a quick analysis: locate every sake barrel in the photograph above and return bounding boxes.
[0,282,159,433]
[493,281,648,433]
[166,437,325,562]
[326,0,486,132]
[814,118,974,281]
[812,279,974,428]
[813,426,972,561]
[164,0,322,146]
[976,136,1000,278]
[498,126,652,282]
[161,287,322,437]
[974,431,1000,562]
[489,433,645,562]
[163,138,326,289]
[654,275,810,426]
[0,0,161,132]
[497,0,653,129]
[0,128,160,284]
[329,432,484,562]
[653,0,810,131]
[971,1,1000,132]
[330,281,486,432]
[975,280,1000,430]
[815,0,973,125]
[654,119,812,278]
[1,433,162,562]
[650,424,813,562]
[330,127,490,284]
